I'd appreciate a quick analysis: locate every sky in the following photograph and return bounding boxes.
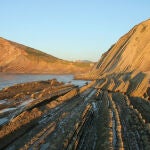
[0,0,149,61]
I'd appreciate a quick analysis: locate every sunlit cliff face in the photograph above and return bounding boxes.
[0,37,92,74]
[75,19,150,98]
[93,19,150,75]
[0,38,27,66]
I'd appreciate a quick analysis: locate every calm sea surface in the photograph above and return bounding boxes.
[0,73,89,90]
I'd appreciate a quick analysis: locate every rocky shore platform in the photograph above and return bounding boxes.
[0,78,150,149]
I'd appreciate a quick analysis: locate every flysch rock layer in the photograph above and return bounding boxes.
[75,19,150,99]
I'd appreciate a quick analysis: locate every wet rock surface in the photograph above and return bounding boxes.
[0,79,150,149]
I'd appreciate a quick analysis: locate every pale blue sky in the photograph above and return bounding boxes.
[0,0,149,61]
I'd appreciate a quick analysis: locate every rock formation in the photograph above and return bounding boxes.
[0,19,150,149]
[76,19,150,98]
[0,37,93,74]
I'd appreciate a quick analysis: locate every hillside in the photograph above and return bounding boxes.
[0,38,93,74]
[76,19,150,98]
[94,19,150,74]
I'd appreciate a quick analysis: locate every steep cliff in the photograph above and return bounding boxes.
[95,19,150,75]
[0,38,93,74]
[76,19,150,98]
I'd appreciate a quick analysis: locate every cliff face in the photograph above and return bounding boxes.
[76,19,150,98]
[0,38,92,74]
[95,19,150,75]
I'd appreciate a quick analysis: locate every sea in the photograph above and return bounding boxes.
[0,73,90,90]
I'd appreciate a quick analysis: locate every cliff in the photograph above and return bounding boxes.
[76,19,150,98]
[0,38,93,74]
[95,19,150,74]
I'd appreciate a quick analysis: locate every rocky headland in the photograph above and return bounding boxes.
[0,38,93,74]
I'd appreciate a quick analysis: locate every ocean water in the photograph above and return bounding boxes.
[0,73,89,90]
